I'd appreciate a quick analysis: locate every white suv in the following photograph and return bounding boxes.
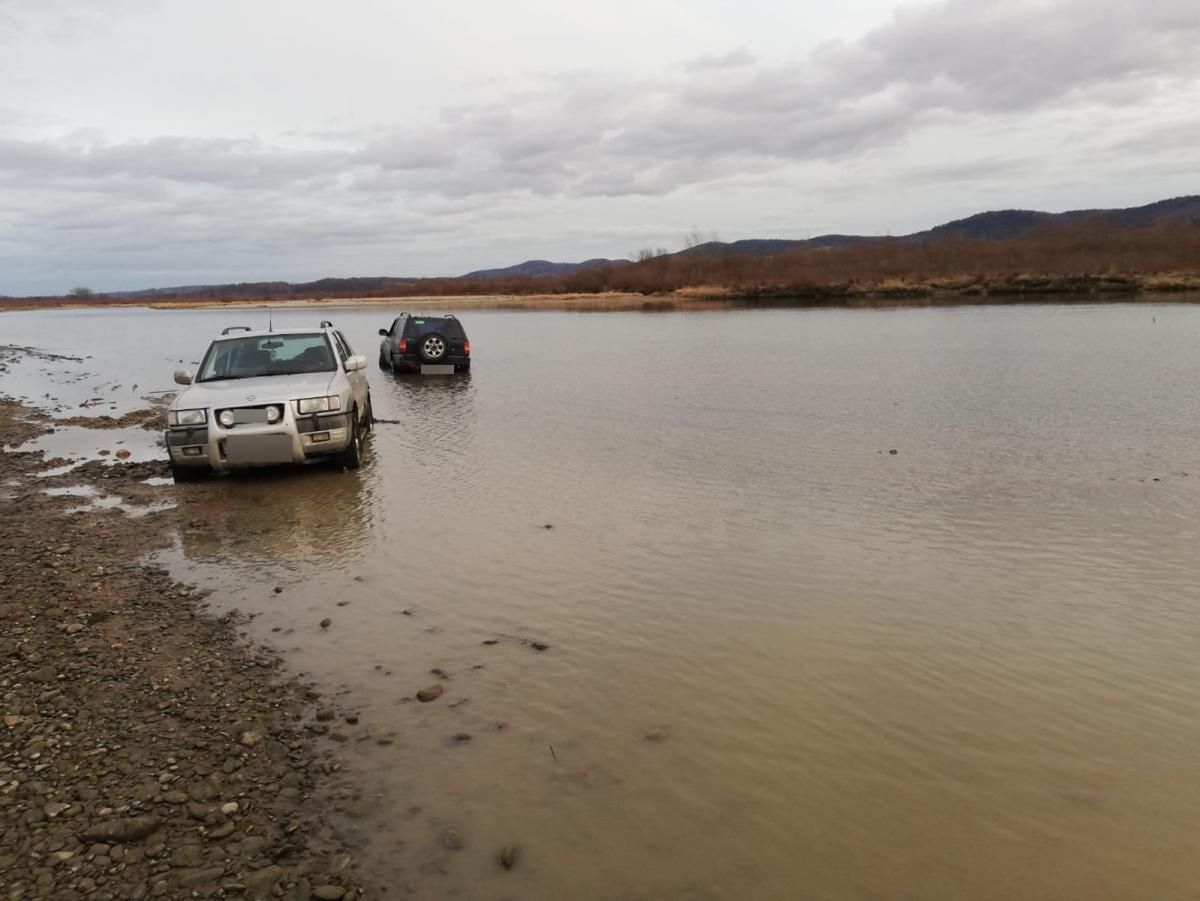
[165,322,372,481]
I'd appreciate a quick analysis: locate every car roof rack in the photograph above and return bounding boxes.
[221,326,252,335]
[319,320,334,328]
[442,314,457,319]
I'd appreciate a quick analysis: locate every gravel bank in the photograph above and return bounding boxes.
[1,398,366,899]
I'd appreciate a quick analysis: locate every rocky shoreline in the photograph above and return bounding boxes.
[1,397,367,899]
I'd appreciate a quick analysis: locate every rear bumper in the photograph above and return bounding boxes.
[165,411,352,473]
[390,353,469,371]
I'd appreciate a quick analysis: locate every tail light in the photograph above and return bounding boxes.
[398,338,407,352]
[464,339,471,356]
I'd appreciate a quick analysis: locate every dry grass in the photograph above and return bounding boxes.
[4,217,1199,312]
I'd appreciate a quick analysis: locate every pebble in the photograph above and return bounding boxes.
[65,623,85,635]
[220,801,239,815]
[416,684,444,703]
[320,618,332,629]
[313,887,347,900]
[238,727,265,747]
[178,866,226,888]
[80,815,162,843]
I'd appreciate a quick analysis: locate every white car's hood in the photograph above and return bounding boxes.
[174,372,336,410]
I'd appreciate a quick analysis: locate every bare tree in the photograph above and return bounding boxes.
[682,227,719,250]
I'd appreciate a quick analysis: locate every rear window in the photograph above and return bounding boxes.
[404,318,465,339]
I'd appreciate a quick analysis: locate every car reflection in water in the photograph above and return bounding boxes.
[172,463,373,574]
[379,371,479,476]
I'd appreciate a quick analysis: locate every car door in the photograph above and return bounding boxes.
[334,331,368,413]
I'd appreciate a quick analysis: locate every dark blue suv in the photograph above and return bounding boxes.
[378,314,471,373]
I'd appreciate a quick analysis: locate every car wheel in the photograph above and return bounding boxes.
[364,393,374,434]
[170,462,207,483]
[337,406,362,470]
[378,351,390,370]
[418,333,448,362]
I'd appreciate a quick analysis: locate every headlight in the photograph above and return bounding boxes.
[295,396,341,415]
[265,405,282,423]
[218,409,236,428]
[168,409,206,427]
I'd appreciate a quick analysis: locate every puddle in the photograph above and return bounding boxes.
[43,483,174,518]
[43,484,99,498]
[63,496,175,518]
[20,424,161,464]
[37,461,86,478]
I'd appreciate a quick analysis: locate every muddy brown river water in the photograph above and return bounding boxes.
[5,301,1200,900]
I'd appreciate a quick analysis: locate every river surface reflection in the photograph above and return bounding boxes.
[5,300,1200,900]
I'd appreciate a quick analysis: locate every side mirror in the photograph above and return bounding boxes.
[344,354,367,372]
[174,369,194,385]
[378,328,389,337]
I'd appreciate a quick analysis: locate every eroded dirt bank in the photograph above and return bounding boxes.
[1,399,368,900]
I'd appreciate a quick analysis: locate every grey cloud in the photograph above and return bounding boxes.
[0,137,347,187]
[3,0,1199,293]
[6,0,1195,204]
[682,48,757,72]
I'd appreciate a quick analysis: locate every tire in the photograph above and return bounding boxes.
[170,462,207,483]
[457,361,471,373]
[418,333,448,362]
[336,406,362,470]
[364,393,374,433]
[378,351,390,370]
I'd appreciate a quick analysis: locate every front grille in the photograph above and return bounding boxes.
[221,406,275,425]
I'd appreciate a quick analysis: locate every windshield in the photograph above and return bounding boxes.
[197,334,335,382]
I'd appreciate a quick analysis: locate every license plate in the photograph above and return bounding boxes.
[233,407,268,424]
[225,434,294,464]
[421,364,454,375]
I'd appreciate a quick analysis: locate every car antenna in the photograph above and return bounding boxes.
[268,306,273,332]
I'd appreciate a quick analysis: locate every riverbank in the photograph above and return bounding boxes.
[3,271,1200,314]
[0,396,368,899]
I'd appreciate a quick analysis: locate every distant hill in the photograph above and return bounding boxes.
[94,194,1199,297]
[916,195,1200,242]
[463,258,623,279]
[113,276,419,299]
[467,195,1200,274]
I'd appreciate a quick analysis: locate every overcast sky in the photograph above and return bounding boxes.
[1,0,1197,295]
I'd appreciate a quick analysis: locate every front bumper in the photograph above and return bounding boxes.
[166,409,352,472]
